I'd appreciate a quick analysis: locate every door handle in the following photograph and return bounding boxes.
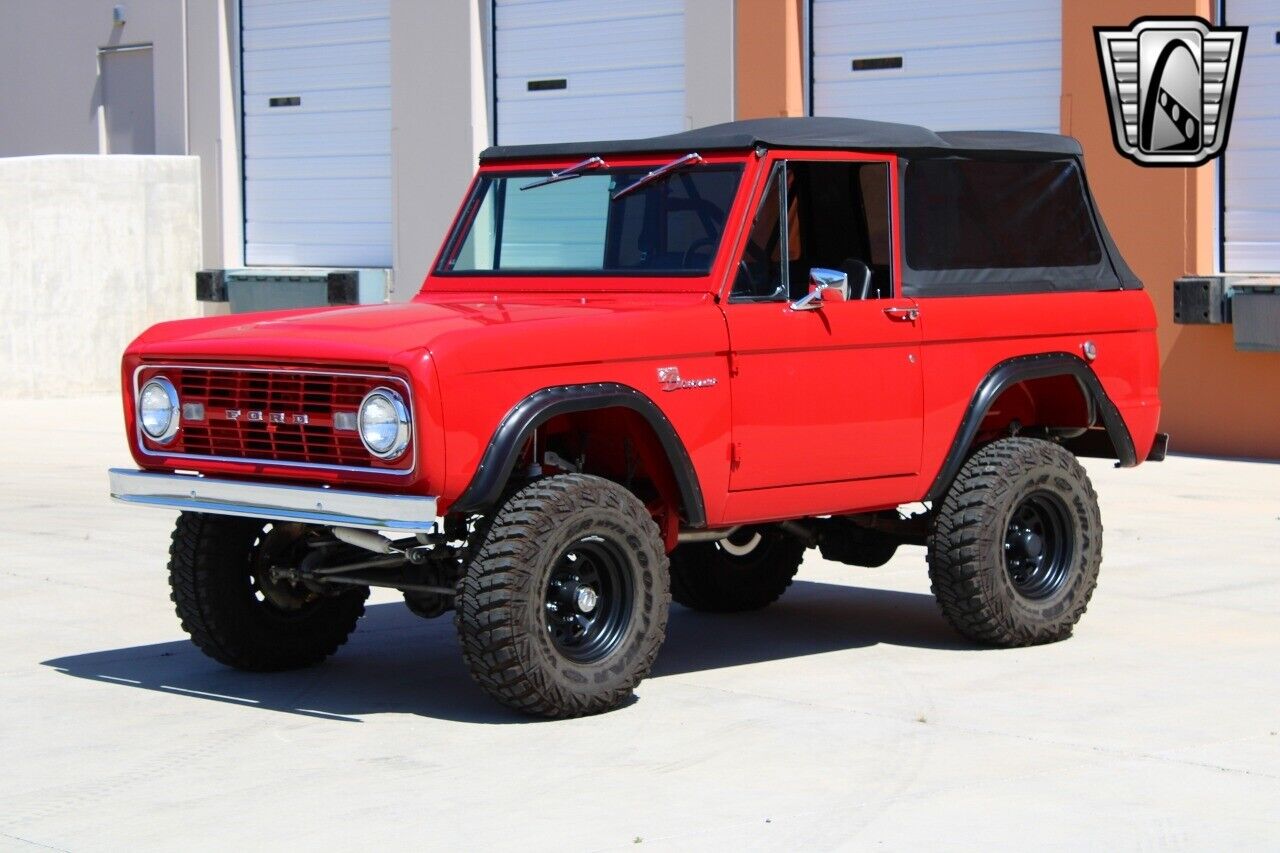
[883,306,919,321]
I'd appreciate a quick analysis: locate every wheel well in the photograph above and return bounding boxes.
[448,384,706,544]
[527,408,685,544]
[977,374,1095,442]
[925,354,1136,503]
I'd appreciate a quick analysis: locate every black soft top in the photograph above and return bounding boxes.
[480,117,1083,162]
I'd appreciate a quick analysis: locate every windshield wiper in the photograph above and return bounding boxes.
[519,156,608,191]
[610,152,705,201]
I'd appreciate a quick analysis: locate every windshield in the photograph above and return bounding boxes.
[436,164,743,276]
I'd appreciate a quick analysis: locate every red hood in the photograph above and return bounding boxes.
[126,291,722,370]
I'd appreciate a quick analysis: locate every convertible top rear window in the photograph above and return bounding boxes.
[903,157,1120,296]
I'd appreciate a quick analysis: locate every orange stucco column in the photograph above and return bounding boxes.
[735,0,805,119]
[1063,0,1280,458]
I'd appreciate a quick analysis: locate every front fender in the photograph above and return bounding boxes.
[447,383,707,527]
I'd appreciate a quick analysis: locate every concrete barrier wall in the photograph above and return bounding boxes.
[0,155,201,397]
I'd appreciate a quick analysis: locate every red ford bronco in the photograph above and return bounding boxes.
[110,118,1165,718]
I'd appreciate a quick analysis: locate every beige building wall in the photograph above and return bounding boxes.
[0,156,202,396]
[183,0,243,272]
[389,0,492,300]
[0,1,188,157]
[686,0,737,130]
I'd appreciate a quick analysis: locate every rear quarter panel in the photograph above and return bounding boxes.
[917,288,1162,482]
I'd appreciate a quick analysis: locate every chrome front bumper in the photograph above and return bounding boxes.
[108,469,438,533]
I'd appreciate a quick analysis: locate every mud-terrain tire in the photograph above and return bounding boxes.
[927,437,1102,647]
[669,527,805,612]
[168,512,368,671]
[454,474,670,718]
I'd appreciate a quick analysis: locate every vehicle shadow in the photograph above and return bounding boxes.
[41,580,969,725]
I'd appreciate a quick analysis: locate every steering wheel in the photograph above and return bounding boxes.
[682,237,719,269]
[735,241,772,292]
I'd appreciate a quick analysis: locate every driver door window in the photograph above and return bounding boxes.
[731,159,894,301]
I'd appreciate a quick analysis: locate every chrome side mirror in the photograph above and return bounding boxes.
[790,268,849,311]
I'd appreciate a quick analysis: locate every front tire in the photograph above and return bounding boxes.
[669,527,805,612]
[167,512,368,671]
[927,437,1102,647]
[454,475,670,718]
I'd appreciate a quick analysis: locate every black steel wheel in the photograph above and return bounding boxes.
[543,536,635,663]
[455,474,670,718]
[168,513,368,671]
[669,526,806,612]
[927,437,1102,647]
[1003,491,1074,599]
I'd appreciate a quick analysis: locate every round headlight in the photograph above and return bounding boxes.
[357,387,410,460]
[138,376,180,444]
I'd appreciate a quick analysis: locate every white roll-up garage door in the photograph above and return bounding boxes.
[241,0,392,267]
[494,0,687,146]
[1223,1,1280,272]
[811,0,1061,134]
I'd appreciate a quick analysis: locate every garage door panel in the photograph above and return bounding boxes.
[243,0,386,29]
[812,41,1058,85]
[243,89,391,119]
[244,126,389,159]
[1233,73,1280,120]
[499,42,682,77]
[242,41,388,74]
[248,242,393,268]
[248,221,390,247]
[814,5,1057,53]
[495,0,687,146]
[813,0,1046,26]
[247,178,393,206]
[241,17,386,52]
[498,16,682,52]
[1226,210,1280,241]
[815,96,1056,132]
[244,62,390,95]
[498,0,683,28]
[1226,117,1280,151]
[811,0,1061,135]
[497,65,683,102]
[1225,178,1280,211]
[1224,4,1280,271]
[243,155,389,181]
[1224,243,1279,273]
[816,70,1058,108]
[247,197,391,226]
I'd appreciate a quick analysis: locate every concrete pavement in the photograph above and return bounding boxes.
[0,395,1277,851]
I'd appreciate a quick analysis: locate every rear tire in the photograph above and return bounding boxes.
[669,527,805,612]
[454,475,670,718]
[927,437,1102,647]
[167,512,368,671]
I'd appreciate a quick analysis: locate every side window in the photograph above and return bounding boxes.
[904,158,1103,271]
[731,159,894,301]
[785,161,894,299]
[731,163,786,300]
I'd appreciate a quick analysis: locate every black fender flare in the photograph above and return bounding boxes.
[449,382,707,527]
[924,353,1137,503]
